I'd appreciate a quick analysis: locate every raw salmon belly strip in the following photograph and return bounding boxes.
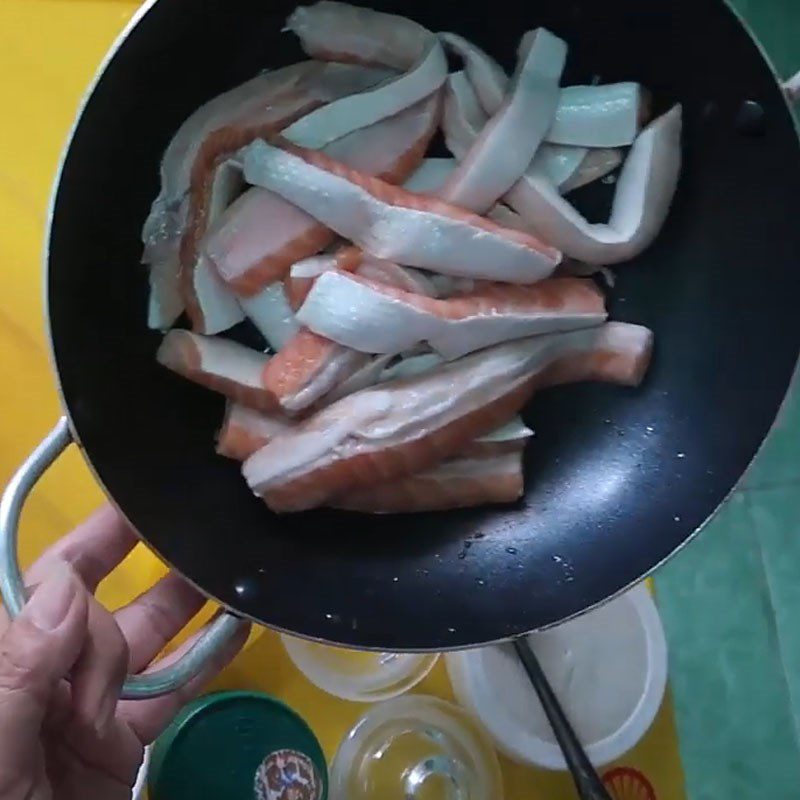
[182,160,246,335]
[440,36,624,190]
[180,63,390,332]
[296,272,607,359]
[260,328,371,415]
[142,62,316,266]
[144,62,384,331]
[505,106,683,264]
[439,33,508,115]
[217,389,532,463]
[203,92,441,297]
[441,72,488,161]
[443,71,621,196]
[284,2,447,148]
[243,322,653,512]
[242,140,561,283]
[443,67,683,264]
[238,282,299,352]
[403,158,458,194]
[217,403,295,461]
[286,245,437,310]
[156,330,277,411]
[334,451,525,513]
[441,32,646,147]
[148,249,184,331]
[438,28,567,213]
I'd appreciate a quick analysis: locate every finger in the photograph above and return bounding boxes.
[114,572,206,673]
[70,595,130,738]
[119,617,250,744]
[0,562,89,792]
[26,505,137,591]
[47,739,133,800]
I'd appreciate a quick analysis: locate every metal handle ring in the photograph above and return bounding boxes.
[0,418,247,699]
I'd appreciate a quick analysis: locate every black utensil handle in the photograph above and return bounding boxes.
[513,638,613,800]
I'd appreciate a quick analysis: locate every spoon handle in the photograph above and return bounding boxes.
[513,639,613,800]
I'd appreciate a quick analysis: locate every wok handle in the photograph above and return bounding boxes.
[784,72,800,104]
[0,417,247,700]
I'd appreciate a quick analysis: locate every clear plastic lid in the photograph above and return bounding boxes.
[330,695,503,800]
[281,635,439,702]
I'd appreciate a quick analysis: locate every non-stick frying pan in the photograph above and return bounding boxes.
[2,0,800,700]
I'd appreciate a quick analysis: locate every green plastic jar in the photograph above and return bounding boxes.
[148,691,328,800]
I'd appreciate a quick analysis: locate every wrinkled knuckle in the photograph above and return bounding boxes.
[112,623,131,674]
[0,628,49,705]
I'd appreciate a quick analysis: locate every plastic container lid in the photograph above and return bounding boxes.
[281,635,439,703]
[148,691,328,800]
[446,583,668,770]
[330,694,503,800]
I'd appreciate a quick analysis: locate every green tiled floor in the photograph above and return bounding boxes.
[656,492,800,798]
[750,486,800,743]
[653,4,800,796]
[742,387,800,489]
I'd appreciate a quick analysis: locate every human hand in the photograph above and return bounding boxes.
[0,505,250,800]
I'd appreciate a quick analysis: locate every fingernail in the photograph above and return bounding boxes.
[24,561,79,631]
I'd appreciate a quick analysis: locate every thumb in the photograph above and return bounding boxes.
[0,561,89,780]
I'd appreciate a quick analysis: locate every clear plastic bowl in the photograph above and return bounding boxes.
[281,635,439,702]
[330,694,503,800]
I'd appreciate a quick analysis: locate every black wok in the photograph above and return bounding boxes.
[2,0,799,698]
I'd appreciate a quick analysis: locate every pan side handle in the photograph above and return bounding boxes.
[0,418,247,700]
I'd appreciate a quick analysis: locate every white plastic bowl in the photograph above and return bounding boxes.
[446,582,668,770]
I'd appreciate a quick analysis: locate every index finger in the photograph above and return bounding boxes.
[25,505,138,592]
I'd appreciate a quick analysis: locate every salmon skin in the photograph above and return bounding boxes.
[203,92,441,297]
[440,32,647,148]
[241,140,562,283]
[243,322,653,512]
[504,106,684,264]
[296,272,607,359]
[437,28,567,213]
[284,2,448,148]
[334,451,525,513]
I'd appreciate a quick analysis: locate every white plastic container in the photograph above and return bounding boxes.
[281,634,439,702]
[446,583,668,770]
[132,745,150,799]
[330,694,503,800]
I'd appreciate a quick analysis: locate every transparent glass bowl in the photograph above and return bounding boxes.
[330,694,503,800]
[281,635,439,702]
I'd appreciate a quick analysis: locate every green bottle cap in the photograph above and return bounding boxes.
[148,691,328,800]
